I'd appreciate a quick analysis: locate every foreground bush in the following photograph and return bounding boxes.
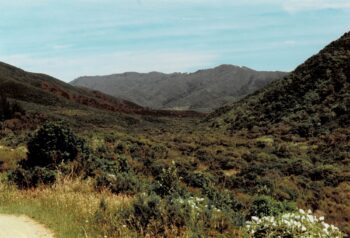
[95,172,141,195]
[245,209,344,238]
[152,163,186,197]
[8,167,56,189]
[248,195,296,218]
[9,122,85,188]
[120,193,240,237]
[25,122,85,168]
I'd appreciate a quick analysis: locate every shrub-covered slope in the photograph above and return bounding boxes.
[209,32,350,135]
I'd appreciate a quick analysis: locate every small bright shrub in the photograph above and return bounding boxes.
[153,163,185,197]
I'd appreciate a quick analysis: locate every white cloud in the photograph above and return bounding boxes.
[0,0,49,7]
[2,51,218,82]
[282,0,350,12]
[2,0,350,12]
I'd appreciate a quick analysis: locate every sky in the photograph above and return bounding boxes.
[1,0,350,82]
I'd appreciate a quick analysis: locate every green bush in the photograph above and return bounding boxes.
[153,163,185,197]
[183,172,210,188]
[310,165,340,180]
[248,195,296,218]
[8,166,56,188]
[121,193,240,236]
[202,185,243,213]
[149,144,168,160]
[25,122,85,168]
[285,159,312,176]
[125,193,163,232]
[95,172,141,195]
[8,122,85,188]
[0,96,25,121]
[78,155,119,178]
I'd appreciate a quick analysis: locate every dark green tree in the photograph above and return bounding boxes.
[24,122,84,168]
[0,95,11,121]
[0,96,25,121]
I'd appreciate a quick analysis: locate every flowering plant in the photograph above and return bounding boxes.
[245,209,344,238]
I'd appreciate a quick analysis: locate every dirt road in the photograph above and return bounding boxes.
[0,214,54,238]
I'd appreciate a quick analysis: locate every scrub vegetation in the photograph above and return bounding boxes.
[0,33,349,237]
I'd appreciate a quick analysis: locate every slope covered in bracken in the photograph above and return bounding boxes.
[205,32,350,234]
[209,32,350,136]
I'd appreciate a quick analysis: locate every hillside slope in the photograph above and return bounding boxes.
[0,62,145,113]
[0,62,202,118]
[71,65,287,112]
[209,32,350,136]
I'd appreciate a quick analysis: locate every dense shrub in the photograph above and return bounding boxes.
[272,144,291,158]
[121,193,241,236]
[95,172,141,195]
[0,96,25,121]
[78,155,119,178]
[153,163,185,197]
[285,159,312,176]
[229,167,275,195]
[202,185,243,213]
[8,122,85,188]
[8,166,56,188]
[150,144,168,160]
[183,172,211,188]
[125,193,163,232]
[25,122,85,168]
[310,165,340,184]
[248,195,296,218]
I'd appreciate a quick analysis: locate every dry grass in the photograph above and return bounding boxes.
[0,145,26,171]
[0,174,132,238]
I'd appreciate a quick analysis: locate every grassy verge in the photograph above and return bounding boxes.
[0,174,131,238]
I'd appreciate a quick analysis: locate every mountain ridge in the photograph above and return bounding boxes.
[71,64,287,112]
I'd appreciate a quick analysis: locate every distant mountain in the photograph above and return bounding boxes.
[0,62,202,118]
[71,65,287,112]
[208,32,350,135]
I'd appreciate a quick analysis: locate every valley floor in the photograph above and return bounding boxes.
[0,116,349,237]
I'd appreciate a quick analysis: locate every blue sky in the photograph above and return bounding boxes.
[1,0,350,82]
